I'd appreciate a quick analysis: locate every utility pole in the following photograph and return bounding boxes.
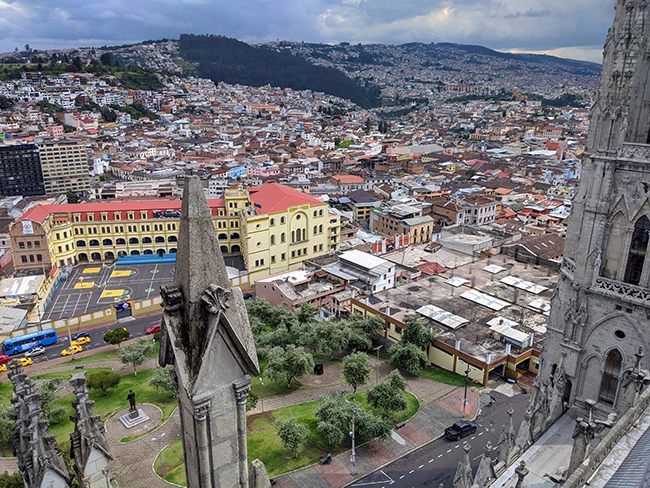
[462,363,471,418]
[345,400,360,476]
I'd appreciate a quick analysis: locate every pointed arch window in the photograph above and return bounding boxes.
[624,215,650,285]
[599,349,622,406]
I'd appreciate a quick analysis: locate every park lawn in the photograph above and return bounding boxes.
[150,389,418,483]
[41,349,120,367]
[417,365,467,387]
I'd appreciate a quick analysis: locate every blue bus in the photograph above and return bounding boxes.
[2,329,57,355]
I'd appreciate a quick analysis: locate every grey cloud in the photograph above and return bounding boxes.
[504,9,552,19]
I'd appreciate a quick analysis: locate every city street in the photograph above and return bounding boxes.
[6,313,162,362]
[348,392,529,488]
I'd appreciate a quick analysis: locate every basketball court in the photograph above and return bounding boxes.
[41,262,175,322]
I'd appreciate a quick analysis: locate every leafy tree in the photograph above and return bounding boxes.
[148,365,176,396]
[304,321,347,358]
[87,371,121,396]
[104,327,129,347]
[402,316,435,349]
[388,342,429,372]
[246,391,258,412]
[354,409,392,441]
[314,393,350,446]
[0,471,24,488]
[275,417,309,458]
[368,370,408,415]
[0,405,14,444]
[265,345,314,388]
[46,403,68,425]
[99,52,112,66]
[346,315,383,352]
[65,190,80,204]
[296,303,318,325]
[343,352,372,399]
[38,377,63,408]
[0,95,14,110]
[118,339,153,376]
[72,57,83,71]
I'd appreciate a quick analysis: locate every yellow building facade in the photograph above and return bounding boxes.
[9,183,340,288]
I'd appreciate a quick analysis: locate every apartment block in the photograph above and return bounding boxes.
[0,144,46,197]
[38,142,90,194]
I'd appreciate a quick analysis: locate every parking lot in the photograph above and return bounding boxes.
[41,262,174,322]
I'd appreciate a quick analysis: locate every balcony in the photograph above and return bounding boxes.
[593,276,650,307]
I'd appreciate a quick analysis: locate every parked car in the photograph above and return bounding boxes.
[0,364,6,373]
[72,336,91,346]
[24,346,46,357]
[444,420,477,441]
[146,324,161,335]
[61,345,83,357]
[0,354,10,364]
[20,357,33,367]
[73,331,89,341]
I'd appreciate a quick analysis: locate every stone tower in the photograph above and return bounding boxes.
[9,361,71,488]
[537,0,650,424]
[69,372,117,488]
[159,176,260,488]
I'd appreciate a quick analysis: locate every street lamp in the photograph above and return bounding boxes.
[462,363,471,418]
[345,400,361,476]
[152,432,165,477]
[259,377,264,413]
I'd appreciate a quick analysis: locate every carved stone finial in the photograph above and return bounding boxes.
[202,284,231,314]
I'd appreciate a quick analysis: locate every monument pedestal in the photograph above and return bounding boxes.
[118,408,150,429]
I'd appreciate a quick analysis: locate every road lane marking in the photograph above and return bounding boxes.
[429,459,434,463]
[418,465,423,469]
[438,454,443,458]
[399,475,404,479]
[447,449,451,453]
[478,432,484,436]
[409,470,414,474]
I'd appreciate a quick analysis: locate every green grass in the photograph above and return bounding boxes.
[417,365,467,387]
[158,390,418,484]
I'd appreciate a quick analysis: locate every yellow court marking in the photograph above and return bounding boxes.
[101,289,127,298]
[111,270,134,278]
[74,283,94,289]
[83,267,101,274]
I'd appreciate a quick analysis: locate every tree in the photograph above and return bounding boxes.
[0,405,14,444]
[0,471,24,488]
[402,316,435,350]
[65,190,80,204]
[314,393,350,447]
[87,371,121,396]
[100,52,112,66]
[104,327,129,347]
[38,377,63,408]
[148,365,176,396]
[46,403,68,425]
[246,391,258,412]
[388,342,429,372]
[265,345,314,388]
[0,96,14,110]
[304,321,347,358]
[368,370,408,415]
[275,417,309,458]
[354,409,392,441]
[118,339,152,376]
[343,352,372,399]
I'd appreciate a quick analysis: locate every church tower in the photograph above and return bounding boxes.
[539,0,650,421]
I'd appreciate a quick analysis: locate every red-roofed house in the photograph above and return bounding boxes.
[330,175,369,194]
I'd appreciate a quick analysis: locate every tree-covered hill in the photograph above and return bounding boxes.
[178,34,381,108]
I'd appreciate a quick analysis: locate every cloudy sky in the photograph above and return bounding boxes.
[0,0,615,63]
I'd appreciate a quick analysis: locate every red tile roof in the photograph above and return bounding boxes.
[332,175,365,184]
[17,199,226,224]
[249,183,324,214]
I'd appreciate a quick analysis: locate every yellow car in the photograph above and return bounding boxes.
[61,344,83,356]
[20,357,32,367]
[0,364,6,373]
[72,336,91,346]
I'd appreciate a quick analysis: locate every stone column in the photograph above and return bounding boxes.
[235,379,252,488]
[194,400,213,488]
[514,461,529,488]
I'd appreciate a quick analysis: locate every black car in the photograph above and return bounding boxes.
[444,420,477,441]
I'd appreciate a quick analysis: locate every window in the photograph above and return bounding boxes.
[74,215,80,222]
[21,256,27,263]
[87,214,94,222]
[292,251,296,258]
[272,255,276,263]
[37,254,42,262]
[319,244,323,251]
[128,212,134,220]
[314,226,317,234]
[281,217,285,224]
[29,255,34,262]
[255,260,259,267]
[281,233,285,243]
[624,215,650,285]
[58,246,62,252]
[56,233,60,240]
[292,231,295,243]
[319,224,323,233]
[19,242,25,249]
[271,218,275,226]
[271,235,275,245]
[65,244,69,251]
[75,228,79,235]
[141,212,147,219]
[314,211,317,217]
[314,245,317,252]
[260,258,264,265]
[282,253,286,261]
[34,241,40,248]
[102,214,107,221]
[115,213,121,220]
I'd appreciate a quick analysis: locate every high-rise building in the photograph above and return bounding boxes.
[0,144,46,197]
[38,142,90,195]
[538,0,650,421]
